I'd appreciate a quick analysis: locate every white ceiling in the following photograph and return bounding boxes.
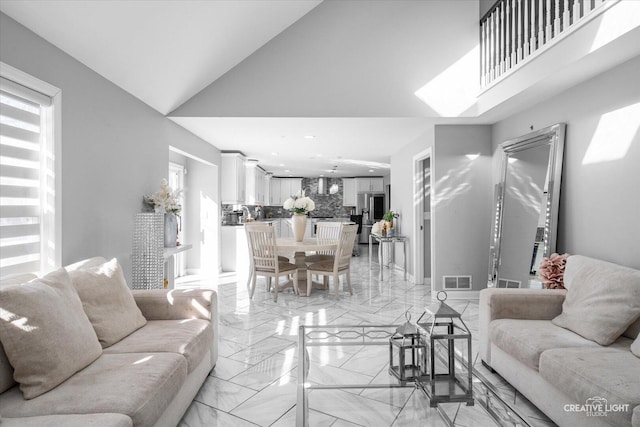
[0,0,322,115]
[169,117,434,177]
[0,0,444,177]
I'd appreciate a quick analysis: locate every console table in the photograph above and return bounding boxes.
[163,244,192,289]
[369,234,408,280]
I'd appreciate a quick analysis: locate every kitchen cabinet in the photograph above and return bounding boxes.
[245,160,265,205]
[221,153,246,204]
[355,177,384,193]
[263,173,272,207]
[270,178,302,205]
[342,178,356,206]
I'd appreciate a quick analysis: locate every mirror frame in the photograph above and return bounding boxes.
[489,123,566,288]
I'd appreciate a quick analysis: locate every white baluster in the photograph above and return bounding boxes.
[481,21,486,86]
[554,0,561,36]
[546,0,553,41]
[524,0,530,57]
[538,0,545,46]
[506,0,511,69]
[517,0,523,61]
[500,2,505,74]
[563,0,570,31]
[573,0,582,24]
[585,0,593,14]
[511,0,517,66]
[490,11,496,81]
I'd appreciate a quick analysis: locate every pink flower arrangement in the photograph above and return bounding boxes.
[538,253,570,289]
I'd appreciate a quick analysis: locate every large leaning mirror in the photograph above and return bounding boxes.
[489,123,566,288]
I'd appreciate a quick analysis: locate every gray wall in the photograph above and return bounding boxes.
[0,13,221,279]
[492,55,640,269]
[433,125,492,292]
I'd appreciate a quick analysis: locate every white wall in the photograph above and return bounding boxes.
[0,13,221,280]
[492,55,640,269]
[390,127,434,279]
[172,0,479,118]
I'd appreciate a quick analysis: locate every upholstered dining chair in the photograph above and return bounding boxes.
[245,223,298,302]
[305,222,342,264]
[305,224,358,299]
[244,222,290,292]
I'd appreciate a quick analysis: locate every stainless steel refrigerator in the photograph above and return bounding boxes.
[357,192,386,243]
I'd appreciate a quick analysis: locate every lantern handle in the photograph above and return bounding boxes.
[437,291,448,302]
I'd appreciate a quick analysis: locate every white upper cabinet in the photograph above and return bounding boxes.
[244,160,262,205]
[342,178,356,206]
[221,153,246,204]
[355,177,384,193]
[270,178,302,205]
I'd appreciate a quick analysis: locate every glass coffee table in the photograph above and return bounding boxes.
[296,324,533,426]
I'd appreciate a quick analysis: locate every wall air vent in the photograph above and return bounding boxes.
[443,275,472,290]
[497,278,521,288]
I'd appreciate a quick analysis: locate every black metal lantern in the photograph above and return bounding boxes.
[417,291,474,407]
[389,312,428,383]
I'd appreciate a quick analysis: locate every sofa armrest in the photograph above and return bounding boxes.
[132,289,216,321]
[479,288,567,366]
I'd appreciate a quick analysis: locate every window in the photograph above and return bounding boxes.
[0,64,61,276]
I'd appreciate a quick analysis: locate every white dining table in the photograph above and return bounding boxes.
[276,238,337,296]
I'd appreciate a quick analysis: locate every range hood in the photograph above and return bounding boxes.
[318,177,327,194]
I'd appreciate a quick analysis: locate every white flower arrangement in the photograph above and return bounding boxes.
[283,190,315,214]
[144,179,182,216]
[371,221,384,235]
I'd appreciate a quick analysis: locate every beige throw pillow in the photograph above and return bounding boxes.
[0,268,102,399]
[69,258,146,348]
[552,260,640,345]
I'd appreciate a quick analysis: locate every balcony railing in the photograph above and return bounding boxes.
[480,0,612,87]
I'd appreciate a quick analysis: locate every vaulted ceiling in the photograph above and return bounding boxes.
[0,0,480,176]
[5,1,635,177]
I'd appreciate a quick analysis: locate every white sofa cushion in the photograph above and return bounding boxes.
[552,256,640,345]
[0,268,102,399]
[103,319,213,373]
[68,258,146,348]
[489,319,600,370]
[539,344,640,427]
[0,353,186,427]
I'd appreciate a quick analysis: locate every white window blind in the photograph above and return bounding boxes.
[0,76,56,276]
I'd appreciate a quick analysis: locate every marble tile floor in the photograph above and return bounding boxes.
[176,248,556,427]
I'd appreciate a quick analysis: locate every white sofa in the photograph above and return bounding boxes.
[479,255,640,427]
[0,257,218,427]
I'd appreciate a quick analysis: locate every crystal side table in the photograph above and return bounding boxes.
[369,234,408,280]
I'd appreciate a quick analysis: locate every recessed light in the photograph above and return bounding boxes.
[279,164,285,167]
[319,174,324,177]
[304,135,315,139]
[369,169,374,172]
[285,169,290,172]
[271,152,279,156]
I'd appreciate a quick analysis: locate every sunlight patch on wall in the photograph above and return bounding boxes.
[583,102,640,165]
[414,46,479,117]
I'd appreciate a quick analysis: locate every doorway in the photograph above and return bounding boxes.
[169,162,186,277]
[413,148,433,287]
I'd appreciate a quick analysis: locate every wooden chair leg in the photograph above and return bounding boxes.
[249,272,257,299]
[246,269,253,295]
[273,275,278,303]
[346,269,353,295]
[306,269,313,297]
[334,273,340,300]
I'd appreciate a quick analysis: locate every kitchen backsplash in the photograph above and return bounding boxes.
[222,177,354,220]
